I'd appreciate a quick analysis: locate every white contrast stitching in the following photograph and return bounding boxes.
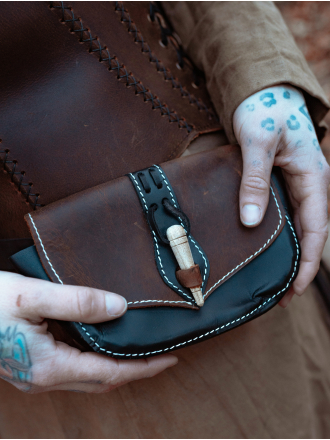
[128,299,191,305]
[130,173,148,211]
[78,215,299,357]
[203,186,282,298]
[28,214,63,285]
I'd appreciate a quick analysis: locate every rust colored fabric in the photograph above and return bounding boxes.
[161,1,330,143]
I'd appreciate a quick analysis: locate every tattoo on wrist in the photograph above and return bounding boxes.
[260,92,276,108]
[287,115,300,130]
[299,104,312,122]
[261,118,275,131]
[283,91,291,99]
[0,326,32,390]
[246,104,255,112]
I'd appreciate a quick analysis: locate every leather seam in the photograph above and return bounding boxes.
[0,147,42,210]
[78,216,299,357]
[114,2,218,124]
[49,2,194,134]
[203,186,282,299]
[28,214,63,284]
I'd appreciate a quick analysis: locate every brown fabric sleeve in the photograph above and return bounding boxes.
[161,1,330,143]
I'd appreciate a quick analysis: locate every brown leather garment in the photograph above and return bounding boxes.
[0,1,221,241]
[25,146,285,310]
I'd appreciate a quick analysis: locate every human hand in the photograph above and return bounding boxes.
[0,271,177,393]
[233,84,330,307]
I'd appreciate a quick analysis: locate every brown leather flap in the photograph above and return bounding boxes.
[25,146,285,310]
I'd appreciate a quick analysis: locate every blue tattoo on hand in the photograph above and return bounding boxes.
[261,118,275,131]
[283,91,290,99]
[260,92,276,108]
[0,326,32,389]
[313,139,321,151]
[308,124,313,132]
[287,115,300,130]
[299,104,312,122]
[246,104,255,112]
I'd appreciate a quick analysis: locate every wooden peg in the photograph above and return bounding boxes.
[166,225,204,307]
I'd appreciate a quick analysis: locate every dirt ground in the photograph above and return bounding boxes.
[276,1,330,203]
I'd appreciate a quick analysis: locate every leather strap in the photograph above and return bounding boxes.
[128,165,210,305]
[0,238,34,272]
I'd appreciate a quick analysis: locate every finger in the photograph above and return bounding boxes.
[294,230,328,295]
[15,277,127,323]
[36,342,178,391]
[239,137,276,227]
[278,287,295,308]
[290,175,330,295]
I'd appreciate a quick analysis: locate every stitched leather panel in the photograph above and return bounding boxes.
[0,2,194,211]
[25,146,286,310]
[114,1,221,133]
[129,166,210,305]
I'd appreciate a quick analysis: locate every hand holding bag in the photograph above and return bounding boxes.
[11,145,300,358]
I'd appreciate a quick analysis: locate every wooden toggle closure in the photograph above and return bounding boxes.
[166,225,204,307]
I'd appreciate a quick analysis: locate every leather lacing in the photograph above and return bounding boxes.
[50,1,194,133]
[0,144,42,210]
[114,1,218,121]
[148,2,203,87]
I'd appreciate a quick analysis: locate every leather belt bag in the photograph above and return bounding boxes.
[10,146,300,358]
[1,2,299,357]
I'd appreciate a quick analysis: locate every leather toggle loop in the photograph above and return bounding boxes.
[176,264,202,289]
[163,198,190,236]
[146,198,191,246]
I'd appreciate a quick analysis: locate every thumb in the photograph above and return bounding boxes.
[16,277,127,323]
[239,140,274,227]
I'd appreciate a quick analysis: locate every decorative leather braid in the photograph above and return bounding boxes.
[49,2,194,133]
[0,146,42,210]
[114,1,218,122]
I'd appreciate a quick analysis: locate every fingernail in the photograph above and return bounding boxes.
[105,294,127,317]
[241,204,261,226]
